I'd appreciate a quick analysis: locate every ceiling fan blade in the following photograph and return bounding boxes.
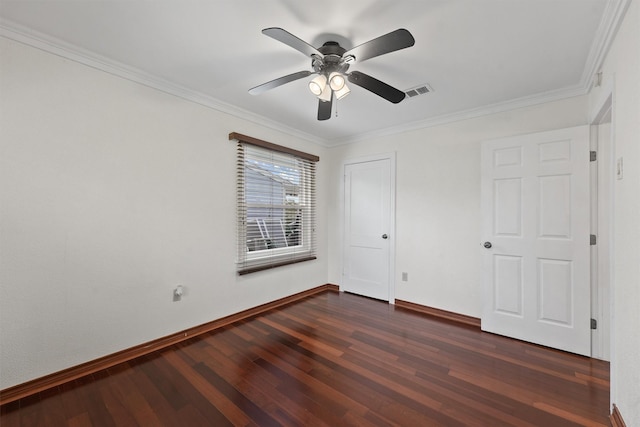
[317,97,332,121]
[348,71,406,103]
[262,27,324,58]
[249,70,313,95]
[344,29,415,63]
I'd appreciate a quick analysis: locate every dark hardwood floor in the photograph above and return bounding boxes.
[1,291,610,426]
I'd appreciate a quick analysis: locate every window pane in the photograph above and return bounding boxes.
[236,140,317,274]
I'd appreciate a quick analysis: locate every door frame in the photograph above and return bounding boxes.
[590,83,615,364]
[340,152,397,303]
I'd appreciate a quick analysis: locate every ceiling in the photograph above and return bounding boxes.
[0,0,625,146]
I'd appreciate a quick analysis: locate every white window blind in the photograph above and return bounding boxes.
[230,133,318,275]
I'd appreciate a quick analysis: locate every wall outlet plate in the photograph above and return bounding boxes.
[173,285,184,301]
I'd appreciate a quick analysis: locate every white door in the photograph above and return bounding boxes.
[342,157,393,301]
[481,126,591,356]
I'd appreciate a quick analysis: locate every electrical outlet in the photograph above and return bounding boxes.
[402,272,408,282]
[173,285,184,302]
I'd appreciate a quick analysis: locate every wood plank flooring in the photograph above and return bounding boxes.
[0,291,611,426]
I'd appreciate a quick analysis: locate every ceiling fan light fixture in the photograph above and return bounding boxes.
[329,72,345,90]
[335,84,351,100]
[308,74,327,96]
[318,82,332,102]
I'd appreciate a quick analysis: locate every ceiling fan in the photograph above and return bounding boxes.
[249,27,415,121]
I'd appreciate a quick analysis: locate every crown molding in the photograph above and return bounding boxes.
[0,19,326,147]
[1,0,631,148]
[327,0,631,147]
[580,0,633,91]
[327,84,588,146]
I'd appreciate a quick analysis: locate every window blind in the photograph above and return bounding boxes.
[230,133,318,275]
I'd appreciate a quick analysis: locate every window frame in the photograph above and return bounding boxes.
[230,132,319,275]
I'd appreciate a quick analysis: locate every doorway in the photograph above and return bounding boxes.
[481,126,592,356]
[341,153,396,301]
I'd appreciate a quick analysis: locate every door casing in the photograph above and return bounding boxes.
[590,87,614,362]
[340,152,396,303]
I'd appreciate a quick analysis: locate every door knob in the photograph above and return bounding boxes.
[382,234,388,239]
[483,241,492,249]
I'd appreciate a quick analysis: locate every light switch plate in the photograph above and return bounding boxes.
[617,157,623,180]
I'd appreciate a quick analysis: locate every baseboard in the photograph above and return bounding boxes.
[394,299,481,328]
[0,283,339,406]
[611,404,627,427]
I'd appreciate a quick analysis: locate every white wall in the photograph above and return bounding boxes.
[589,0,640,423]
[2,8,637,421]
[0,37,328,389]
[327,96,590,318]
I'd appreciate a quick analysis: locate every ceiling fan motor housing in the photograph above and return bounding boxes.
[312,41,351,75]
[319,41,346,56]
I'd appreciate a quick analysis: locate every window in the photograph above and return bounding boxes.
[230,133,318,275]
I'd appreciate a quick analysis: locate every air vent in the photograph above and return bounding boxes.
[405,83,433,98]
